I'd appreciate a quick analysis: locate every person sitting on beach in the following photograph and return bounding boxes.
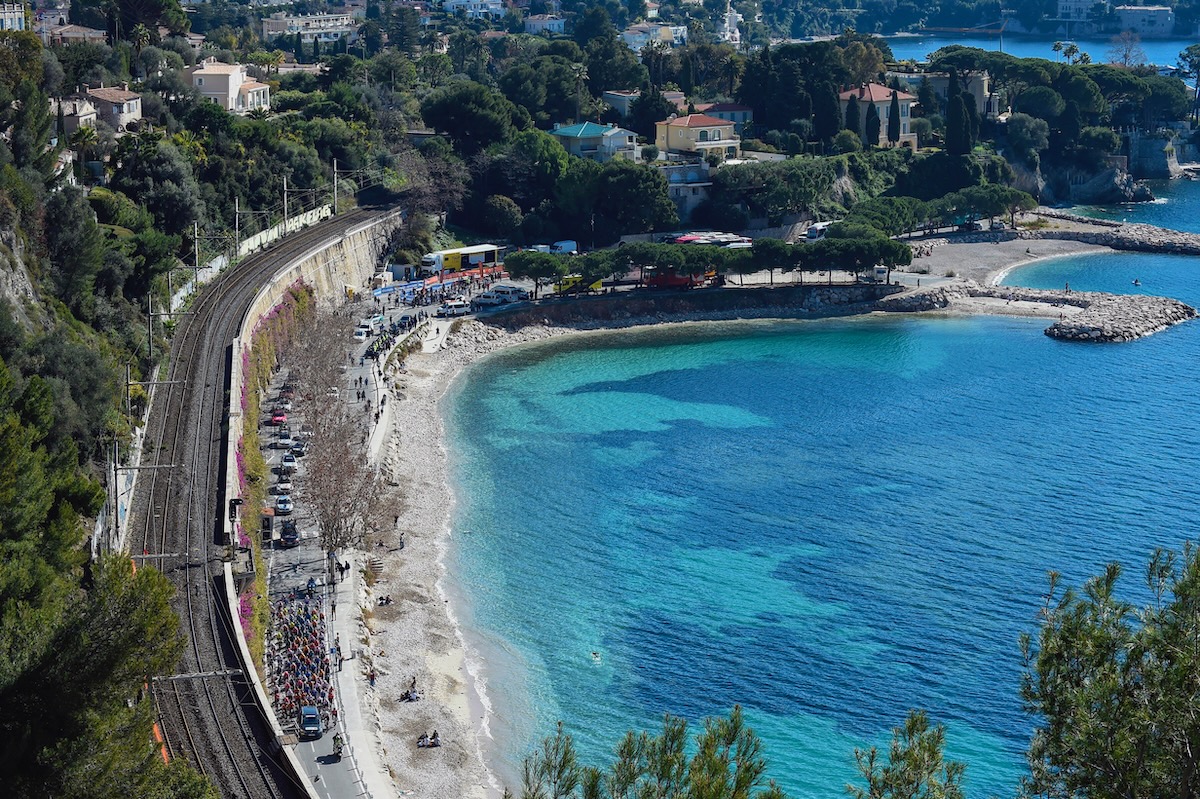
[417,733,429,748]
[430,731,441,748]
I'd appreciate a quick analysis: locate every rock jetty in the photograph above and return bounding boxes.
[876,280,1197,342]
[947,210,1200,256]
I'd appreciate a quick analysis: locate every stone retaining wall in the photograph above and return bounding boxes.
[486,283,902,329]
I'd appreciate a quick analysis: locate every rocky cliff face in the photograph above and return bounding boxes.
[0,223,45,331]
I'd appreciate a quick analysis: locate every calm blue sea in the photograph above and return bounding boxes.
[884,34,1197,67]
[445,181,1200,798]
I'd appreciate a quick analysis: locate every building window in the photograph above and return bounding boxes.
[698,130,708,142]
[197,77,204,86]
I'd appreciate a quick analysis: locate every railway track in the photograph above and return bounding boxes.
[130,206,394,798]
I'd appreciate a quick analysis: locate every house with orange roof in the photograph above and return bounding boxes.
[837,83,918,148]
[694,102,753,135]
[655,113,740,162]
[85,84,142,133]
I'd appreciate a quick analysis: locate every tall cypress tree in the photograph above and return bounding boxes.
[844,94,860,134]
[887,90,901,145]
[813,84,841,141]
[864,101,880,146]
[312,36,322,61]
[294,32,304,62]
[945,92,972,155]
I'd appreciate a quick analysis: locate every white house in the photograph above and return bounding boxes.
[550,122,638,162]
[1113,5,1175,36]
[524,14,564,35]
[0,2,27,31]
[443,0,504,18]
[621,22,686,51]
[185,58,271,115]
[1056,0,1093,21]
[262,11,356,44]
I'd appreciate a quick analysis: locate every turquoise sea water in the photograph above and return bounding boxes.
[884,35,1198,67]
[446,183,1200,797]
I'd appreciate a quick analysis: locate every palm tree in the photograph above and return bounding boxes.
[172,129,207,165]
[571,62,588,122]
[1052,41,1064,61]
[1063,42,1080,64]
[70,124,98,181]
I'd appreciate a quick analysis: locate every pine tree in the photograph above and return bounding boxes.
[844,94,860,135]
[887,90,901,145]
[864,101,880,146]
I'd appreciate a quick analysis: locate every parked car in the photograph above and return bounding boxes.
[270,411,287,426]
[280,453,297,473]
[275,476,293,494]
[275,400,293,412]
[275,495,294,515]
[275,435,296,450]
[990,219,1007,231]
[437,299,470,317]
[471,292,505,308]
[299,705,321,738]
[279,520,300,548]
[493,285,530,302]
[292,440,310,457]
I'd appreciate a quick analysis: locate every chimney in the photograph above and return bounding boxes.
[120,81,128,91]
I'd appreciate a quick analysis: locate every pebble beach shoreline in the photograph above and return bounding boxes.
[350,236,1197,798]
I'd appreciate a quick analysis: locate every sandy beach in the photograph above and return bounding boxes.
[348,233,1139,798]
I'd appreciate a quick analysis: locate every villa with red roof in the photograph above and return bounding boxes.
[838,83,918,148]
[655,114,740,162]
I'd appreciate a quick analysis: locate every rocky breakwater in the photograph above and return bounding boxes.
[876,280,1197,342]
[1026,210,1200,256]
[1036,290,1197,342]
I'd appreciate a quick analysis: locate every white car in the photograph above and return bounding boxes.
[493,285,530,302]
[472,292,505,308]
[276,477,293,494]
[275,495,294,515]
[437,299,470,317]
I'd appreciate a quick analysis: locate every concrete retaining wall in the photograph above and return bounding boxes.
[220,209,404,799]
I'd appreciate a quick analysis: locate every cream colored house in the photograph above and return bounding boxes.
[51,97,97,138]
[85,85,142,132]
[838,83,918,148]
[186,58,271,115]
[655,114,740,162]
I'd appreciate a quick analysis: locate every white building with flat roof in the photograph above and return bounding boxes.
[1056,0,1094,21]
[262,11,356,44]
[1113,5,1175,36]
[0,3,27,31]
[443,0,504,17]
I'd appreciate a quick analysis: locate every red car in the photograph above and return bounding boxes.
[270,411,287,426]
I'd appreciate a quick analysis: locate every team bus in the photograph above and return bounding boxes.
[419,244,505,275]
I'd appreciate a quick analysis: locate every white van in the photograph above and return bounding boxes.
[493,285,530,302]
[353,326,369,341]
[472,291,505,308]
[437,299,470,317]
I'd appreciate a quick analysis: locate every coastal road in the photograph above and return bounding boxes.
[130,205,400,798]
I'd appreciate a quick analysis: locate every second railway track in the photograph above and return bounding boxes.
[130,206,393,798]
